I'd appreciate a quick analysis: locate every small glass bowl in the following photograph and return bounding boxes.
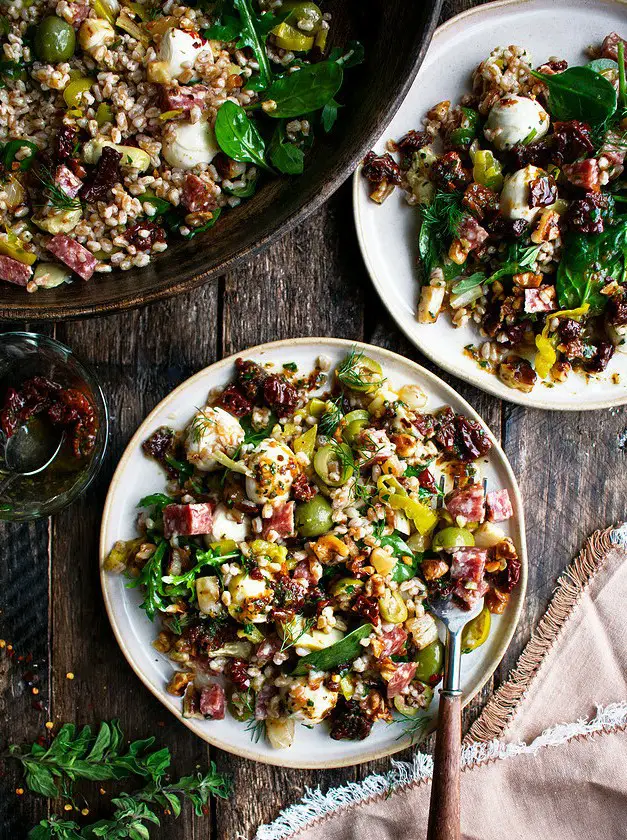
[0,332,108,522]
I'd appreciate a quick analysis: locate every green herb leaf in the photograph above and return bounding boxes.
[268,122,304,174]
[418,191,465,277]
[530,66,617,123]
[137,493,173,513]
[215,100,271,170]
[1,138,38,171]
[321,98,341,132]
[126,541,169,620]
[181,207,222,239]
[451,271,486,296]
[292,624,373,675]
[264,61,343,118]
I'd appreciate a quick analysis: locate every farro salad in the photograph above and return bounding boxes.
[105,351,521,749]
[0,0,361,292]
[363,34,627,393]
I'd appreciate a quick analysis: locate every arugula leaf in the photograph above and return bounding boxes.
[483,243,541,285]
[530,65,617,123]
[164,454,193,482]
[451,271,486,296]
[162,546,237,597]
[264,61,343,118]
[268,122,304,174]
[215,100,271,170]
[126,541,169,620]
[292,624,373,675]
[232,0,273,89]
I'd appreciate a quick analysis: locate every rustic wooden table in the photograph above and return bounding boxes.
[1,1,625,837]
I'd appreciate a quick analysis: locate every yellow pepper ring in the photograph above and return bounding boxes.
[534,303,590,379]
[271,21,314,52]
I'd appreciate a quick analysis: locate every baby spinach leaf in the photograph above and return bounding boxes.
[557,219,627,311]
[292,624,373,675]
[232,0,273,88]
[181,207,222,239]
[1,138,38,171]
[530,66,617,123]
[328,40,365,69]
[137,192,172,216]
[268,123,304,174]
[215,100,271,170]
[264,61,343,118]
[204,14,241,42]
[587,58,618,72]
[223,171,258,198]
[321,98,341,132]
[137,493,174,513]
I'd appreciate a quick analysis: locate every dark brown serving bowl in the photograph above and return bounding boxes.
[0,0,442,321]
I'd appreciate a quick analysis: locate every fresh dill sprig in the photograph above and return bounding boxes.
[189,408,216,444]
[418,190,465,278]
[34,166,83,212]
[392,712,432,744]
[279,614,316,653]
[318,397,344,437]
[245,717,266,743]
[337,348,385,391]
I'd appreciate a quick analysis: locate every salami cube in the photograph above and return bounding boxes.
[163,502,214,538]
[454,578,488,609]
[379,625,408,659]
[261,501,295,540]
[458,216,489,251]
[445,484,485,524]
[486,489,513,522]
[161,83,208,114]
[450,547,488,609]
[54,164,83,198]
[199,684,225,720]
[181,173,216,212]
[524,285,557,314]
[46,235,97,281]
[0,255,33,287]
[387,662,417,698]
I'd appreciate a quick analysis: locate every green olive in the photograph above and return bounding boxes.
[393,683,434,716]
[282,1,323,33]
[342,409,370,445]
[295,495,333,537]
[462,605,491,653]
[34,16,76,63]
[314,443,354,487]
[330,576,363,600]
[414,640,444,683]
[378,589,408,624]
[337,354,383,392]
[432,527,475,550]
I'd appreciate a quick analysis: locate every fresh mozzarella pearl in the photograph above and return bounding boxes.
[209,503,249,543]
[484,95,550,151]
[245,438,299,504]
[185,406,244,472]
[500,164,546,223]
[287,678,338,724]
[162,120,219,170]
[159,28,207,80]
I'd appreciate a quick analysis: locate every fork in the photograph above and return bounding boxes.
[426,474,484,840]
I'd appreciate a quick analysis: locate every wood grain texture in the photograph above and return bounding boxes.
[427,694,462,840]
[2,1,627,838]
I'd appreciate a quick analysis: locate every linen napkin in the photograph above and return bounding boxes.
[254,525,627,840]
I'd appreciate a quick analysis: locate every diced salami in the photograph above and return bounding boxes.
[458,216,489,251]
[255,636,282,666]
[450,547,488,609]
[601,32,627,61]
[292,558,321,586]
[563,159,602,191]
[261,501,295,540]
[0,255,32,286]
[292,473,316,502]
[486,489,513,522]
[386,662,417,698]
[524,285,557,313]
[199,683,225,719]
[254,683,279,719]
[161,83,208,114]
[379,625,408,658]
[54,164,82,198]
[163,502,214,538]
[181,173,217,212]
[445,484,485,523]
[46,235,97,281]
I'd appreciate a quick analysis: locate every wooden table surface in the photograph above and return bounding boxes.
[1,1,625,837]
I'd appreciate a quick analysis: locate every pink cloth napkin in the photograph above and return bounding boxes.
[255,526,627,840]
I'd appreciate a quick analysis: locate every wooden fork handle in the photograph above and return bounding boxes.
[426,692,462,840]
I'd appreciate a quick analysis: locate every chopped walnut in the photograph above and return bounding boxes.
[421,558,450,580]
[166,671,195,697]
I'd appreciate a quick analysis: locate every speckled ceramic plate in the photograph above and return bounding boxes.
[100,338,527,768]
[353,0,627,410]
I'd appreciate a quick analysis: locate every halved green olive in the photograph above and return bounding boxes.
[314,443,354,487]
[295,495,333,538]
[337,354,384,392]
[342,409,370,444]
[414,640,444,683]
[330,576,363,600]
[378,589,408,624]
[432,527,475,550]
[393,683,434,716]
[462,605,491,653]
[34,16,76,63]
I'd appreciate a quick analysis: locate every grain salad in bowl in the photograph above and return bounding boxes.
[104,349,522,750]
[0,0,361,293]
[362,34,627,394]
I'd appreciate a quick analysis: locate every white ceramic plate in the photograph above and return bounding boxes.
[100,338,527,768]
[353,0,627,410]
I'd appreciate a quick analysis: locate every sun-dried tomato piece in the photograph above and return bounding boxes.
[565,192,611,234]
[330,698,373,741]
[553,120,594,164]
[54,125,77,161]
[558,318,582,343]
[462,182,499,220]
[142,426,176,475]
[352,594,380,626]
[607,293,627,326]
[397,129,430,153]
[434,409,492,462]
[361,151,402,186]
[234,358,267,402]
[486,215,529,240]
[529,174,558,208]
[586,341,615,373]
[431,151,470,192]
[217,384,252,417]
[508,137,553,170]
[228,659,251,691]
[292,472,317,502]
[125,222,166,251]
[263,375,298,417]
[81,145,122,202]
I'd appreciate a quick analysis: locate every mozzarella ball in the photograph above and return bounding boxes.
[158,28,208,80]
[162,120,219,170]
[209,503,249,543]
[500,164,546,223]
[185,406,244,472]
[286,677,338,724]
[228,572,273,624]
[484,95,549,151]
[245,438,299,504]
